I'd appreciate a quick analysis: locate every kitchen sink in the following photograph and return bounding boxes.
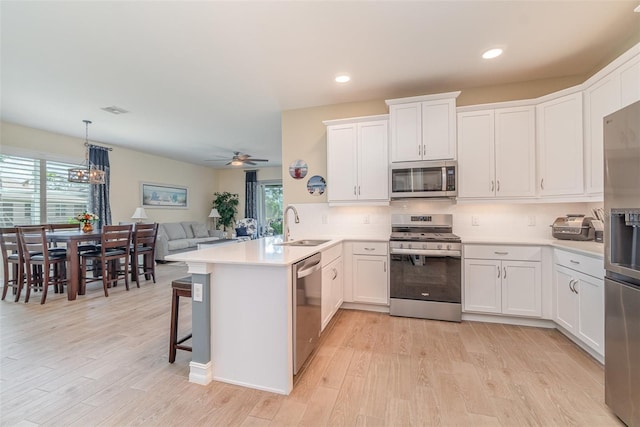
[275,239,330,247]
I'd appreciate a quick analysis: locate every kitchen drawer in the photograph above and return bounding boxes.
[464,244,541,261]
[352,241,388,256]
[322,243,342,266]
[555,249,604,279]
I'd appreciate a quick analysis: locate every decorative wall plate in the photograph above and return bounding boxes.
[289,160,308,180]
[306,175,326,196]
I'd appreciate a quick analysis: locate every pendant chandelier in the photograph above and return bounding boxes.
[67,120,106,184]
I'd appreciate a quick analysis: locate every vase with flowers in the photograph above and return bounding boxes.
[76,211,99,233]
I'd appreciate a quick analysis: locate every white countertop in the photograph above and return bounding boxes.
[165,236,341,267]
[460,236,604,258]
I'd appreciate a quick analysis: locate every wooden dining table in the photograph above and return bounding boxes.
[47,228,102,300]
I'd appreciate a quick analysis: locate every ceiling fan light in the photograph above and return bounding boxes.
[231,160,243,166]
[335,74,351,83]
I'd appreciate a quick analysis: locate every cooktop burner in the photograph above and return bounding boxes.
[390,213,460,243]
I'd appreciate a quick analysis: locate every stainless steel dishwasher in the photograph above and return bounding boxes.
[292,252,322,375]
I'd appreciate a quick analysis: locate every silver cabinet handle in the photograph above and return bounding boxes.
[358,186,361,195]
[494,251,509,255]
[540,179,544,190]
[383,261,387,272]
[364,247,375,251]
[570,260,580,265]
[573,280,579,294]
[418,145,422,156]
[354,186,357,196]
[503,267,507,279]
[497,180,500,192]
[497,265,501,278]
[569,279,574,293]
[332,268,337,280]
[491,181,495,192]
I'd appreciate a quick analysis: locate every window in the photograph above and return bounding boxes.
[257,180,283,237]
[0,154,90,226]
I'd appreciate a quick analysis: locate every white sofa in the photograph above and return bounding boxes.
[155,221,223,262]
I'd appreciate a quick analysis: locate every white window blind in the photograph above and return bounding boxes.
[0,154,89,226]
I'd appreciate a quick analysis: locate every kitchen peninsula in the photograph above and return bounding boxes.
[165,236,338,394]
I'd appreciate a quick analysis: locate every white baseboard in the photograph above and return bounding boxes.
[189,361,213,385]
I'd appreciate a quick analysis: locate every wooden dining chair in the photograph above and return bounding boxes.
[130,222,158,287]
[17,225,68,304]
[0,227,25,302]
[80,224,132,297]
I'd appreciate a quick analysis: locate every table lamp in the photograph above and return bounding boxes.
[131,207,148,223]
[209,208,220,229]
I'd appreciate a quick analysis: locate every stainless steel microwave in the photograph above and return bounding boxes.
[390,160,457,199]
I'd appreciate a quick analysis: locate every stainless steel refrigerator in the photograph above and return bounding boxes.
[604,100,640,426]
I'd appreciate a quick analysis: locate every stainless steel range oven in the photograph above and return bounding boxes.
[389,214,462,322]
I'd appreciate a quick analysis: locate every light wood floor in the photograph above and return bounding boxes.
[0,262,622,426]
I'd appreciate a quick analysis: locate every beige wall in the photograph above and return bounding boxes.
[214,167,283,221]
[1,121,217,224]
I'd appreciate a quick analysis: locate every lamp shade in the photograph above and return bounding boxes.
[131,207,148,221]
[209,208,221,218]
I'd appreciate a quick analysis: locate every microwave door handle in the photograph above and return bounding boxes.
[442,167,447,191]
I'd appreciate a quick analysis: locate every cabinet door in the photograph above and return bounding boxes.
[463,259,501,313]
[619,54,640,108]
[321,263,334,331]
[584,74,621,194]
[331,259,343,314]
[422,99,456,160]
[576,273,604,355]
[501,260,542,317]
[390,102,421,162]
[457,110,495,198]
[537,92,584,196]
[554,265,578,332]
[327,124,358,202]
[357,120,389,201]
[495,107,536,197]
[353,255,388,304]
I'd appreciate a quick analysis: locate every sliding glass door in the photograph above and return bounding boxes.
[257,180,283,237]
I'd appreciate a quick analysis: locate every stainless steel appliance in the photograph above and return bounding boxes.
[604,100,640,427]
[552,214,596,241]
[390,160,457,199]
[389,214,462,322]
[292,252,322,375]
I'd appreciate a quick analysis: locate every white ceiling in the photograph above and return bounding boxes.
[1,1,639,168]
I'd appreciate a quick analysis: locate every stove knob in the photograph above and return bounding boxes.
[447,244,451,250]
[422,243,427,249]
[437,244,442,250]
[408,243,412,249]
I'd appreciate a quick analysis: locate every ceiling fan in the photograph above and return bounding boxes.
[205,151,269,166]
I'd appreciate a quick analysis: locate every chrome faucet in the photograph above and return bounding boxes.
[283,205,300,242]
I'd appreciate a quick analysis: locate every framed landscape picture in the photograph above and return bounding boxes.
[141,182,188,209]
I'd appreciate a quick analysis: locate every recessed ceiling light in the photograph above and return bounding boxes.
[335,74,351,83]
[101,105,129,115]
[482,48,503,59]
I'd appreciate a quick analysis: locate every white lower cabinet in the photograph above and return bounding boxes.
[553,250,604,357]
[351,242,389,305]
[463,245,542,317]
[321,244,343,332]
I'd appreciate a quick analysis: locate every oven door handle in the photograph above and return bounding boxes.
[390,248,461,258]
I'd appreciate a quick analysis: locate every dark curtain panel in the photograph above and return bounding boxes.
[89,145,112,229]
[245,170,258,219]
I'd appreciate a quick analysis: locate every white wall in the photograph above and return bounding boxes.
[285,200,604,242]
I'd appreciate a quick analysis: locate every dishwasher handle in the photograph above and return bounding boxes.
[297,259,322,279]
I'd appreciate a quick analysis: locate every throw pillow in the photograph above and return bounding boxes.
[192,223,209,238]
[235,226,248,237]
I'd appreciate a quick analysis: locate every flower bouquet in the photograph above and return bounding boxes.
[76,211,99,232]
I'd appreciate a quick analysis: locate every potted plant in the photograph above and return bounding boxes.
[212,192,239,232]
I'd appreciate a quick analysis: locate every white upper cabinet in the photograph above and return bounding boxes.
[619,54,640,108]
[536,91,584,197]
[458,105,535,199]
[584,72,621,195]
[325,115,389,205]
[583,45,639,196]
[387,92,460,162]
